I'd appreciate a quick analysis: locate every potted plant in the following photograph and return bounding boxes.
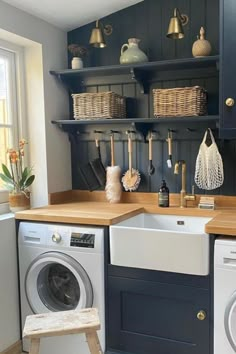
[0,139,35,212]
[68,44,88,69]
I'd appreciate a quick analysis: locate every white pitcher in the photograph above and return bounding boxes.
[120,38,148,65]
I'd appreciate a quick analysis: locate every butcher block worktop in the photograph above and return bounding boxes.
[15,202,143,226]
[15,190,236,235]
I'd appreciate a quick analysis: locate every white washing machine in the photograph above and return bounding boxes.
[18,222,105,354]
[214,238,236,354]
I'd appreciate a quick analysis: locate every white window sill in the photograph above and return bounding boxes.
[0,203,13,218]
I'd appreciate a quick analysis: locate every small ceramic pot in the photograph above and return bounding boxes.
[9,192,30,213]
[71,57,83,69]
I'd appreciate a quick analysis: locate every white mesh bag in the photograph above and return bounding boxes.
[194,128,224,190]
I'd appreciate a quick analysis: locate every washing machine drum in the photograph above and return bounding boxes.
[25,252,93,314]
[225,292,236,351]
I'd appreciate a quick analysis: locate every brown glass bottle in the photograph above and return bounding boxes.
[158,180,169,207]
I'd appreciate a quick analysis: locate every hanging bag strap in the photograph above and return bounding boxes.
[202,128,215,146]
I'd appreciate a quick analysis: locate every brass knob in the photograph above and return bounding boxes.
[52,232,61,243]
[225,98,235,107]
[197,310,206,321]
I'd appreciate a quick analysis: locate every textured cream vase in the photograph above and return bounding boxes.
[192,27,212,57]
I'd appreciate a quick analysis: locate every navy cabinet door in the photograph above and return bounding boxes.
[220,0,236,138]
[107,276,210,354]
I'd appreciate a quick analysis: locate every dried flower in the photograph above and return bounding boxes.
[68,44,88,58]
[0,139,35,194]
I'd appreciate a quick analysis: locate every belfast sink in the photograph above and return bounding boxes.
[109,213,212,276]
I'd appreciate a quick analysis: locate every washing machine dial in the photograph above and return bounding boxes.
[52,232,62,243]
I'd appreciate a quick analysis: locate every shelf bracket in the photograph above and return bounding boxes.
[57,74,73,93]
[51,120,79,136]
[130,68,149,94]
[56,74,84,94]
[132,122,153,142]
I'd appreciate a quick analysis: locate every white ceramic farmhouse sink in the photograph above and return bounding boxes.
[110,213,212,276]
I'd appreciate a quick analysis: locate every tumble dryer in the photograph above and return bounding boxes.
[18,222,105,354]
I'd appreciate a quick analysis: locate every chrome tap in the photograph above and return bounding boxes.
[174,160,196,208]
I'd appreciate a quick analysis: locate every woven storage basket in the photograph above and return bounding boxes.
[72,91,126,119]
[153,86,207,117]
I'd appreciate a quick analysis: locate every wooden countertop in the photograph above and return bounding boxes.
[15,202,143,226]
[15,190,236,235]
[205,212,236,236]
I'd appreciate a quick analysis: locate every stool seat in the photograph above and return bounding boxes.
[23,308,102,354]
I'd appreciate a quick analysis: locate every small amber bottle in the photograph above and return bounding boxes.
[158,180,169,207]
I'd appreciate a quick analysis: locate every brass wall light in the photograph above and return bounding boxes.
[89,20,113,48]
[166,8,189,39]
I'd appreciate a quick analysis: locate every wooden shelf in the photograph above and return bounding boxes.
[52,115,219,139]
[50,56,219,94]
[52,116,218,126]
[50,56,219,77]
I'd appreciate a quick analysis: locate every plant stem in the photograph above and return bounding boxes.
[19,149,23,180]
[15,160,20,192]
[9,158,17,191]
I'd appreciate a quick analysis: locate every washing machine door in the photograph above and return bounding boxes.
[25,252,93,314]
[225,292,236,351]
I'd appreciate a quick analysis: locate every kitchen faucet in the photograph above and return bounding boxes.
[174,160,196,208]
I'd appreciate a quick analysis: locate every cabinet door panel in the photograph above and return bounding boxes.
[220,0,236,137]
[107,276,209,354]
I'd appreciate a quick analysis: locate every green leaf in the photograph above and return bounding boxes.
[0,173,14,186]
[1,164,12,179]
[19,167,30,187]
[22,167,29,179]
[23,175,35,188]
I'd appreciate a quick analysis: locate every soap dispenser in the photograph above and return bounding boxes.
[158,180,169,207]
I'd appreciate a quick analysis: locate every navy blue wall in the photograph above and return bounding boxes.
[67,0,236,196]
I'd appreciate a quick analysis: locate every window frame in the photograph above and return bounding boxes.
[0,40,27,207]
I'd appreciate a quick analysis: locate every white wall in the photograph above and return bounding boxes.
[0,2,72,350]
[0,215,19,351]
[0,0,71,207]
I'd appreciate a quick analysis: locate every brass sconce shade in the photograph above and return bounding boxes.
[89,20,113,48]
[167,8,189,39]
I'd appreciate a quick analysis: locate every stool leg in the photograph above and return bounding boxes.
[93,331,102,354]
[29,338,40,354]
[86,331,103,354]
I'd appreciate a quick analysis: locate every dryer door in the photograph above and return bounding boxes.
[225,292,236,351]
[25,252,93,314]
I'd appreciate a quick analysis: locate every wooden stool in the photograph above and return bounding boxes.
[23,307,103,354]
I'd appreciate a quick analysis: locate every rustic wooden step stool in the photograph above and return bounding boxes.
[23,307,103,354]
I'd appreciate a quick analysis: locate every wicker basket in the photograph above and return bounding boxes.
[72,91,126,119]
[153,86,207,117]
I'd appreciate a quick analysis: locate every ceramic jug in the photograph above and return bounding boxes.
[192,27,212,58]
[120,38,148,65]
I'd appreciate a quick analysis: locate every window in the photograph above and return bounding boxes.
[0,43,25,205]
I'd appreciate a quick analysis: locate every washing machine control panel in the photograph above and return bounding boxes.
[52,232,62,243]
[70,232,95,248]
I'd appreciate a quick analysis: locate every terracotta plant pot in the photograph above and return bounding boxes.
[9,192,30,213]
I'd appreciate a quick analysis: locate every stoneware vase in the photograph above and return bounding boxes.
[120,38,148,65]
[71,57,83,69]
[192,27,212,58]
[9,191,30,213]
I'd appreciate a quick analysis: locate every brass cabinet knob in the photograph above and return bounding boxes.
[52,232,61,243]
[197,310,206,321]
[225,98,235,107]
